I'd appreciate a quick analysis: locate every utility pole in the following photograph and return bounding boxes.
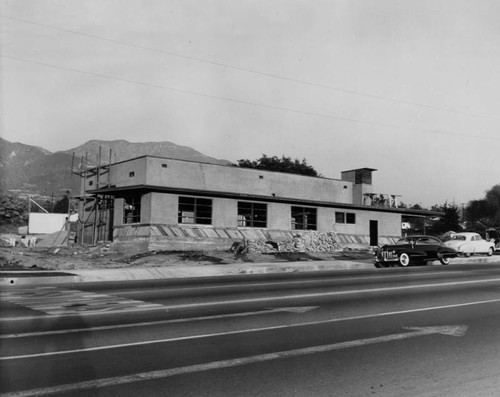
[66,190,71,247]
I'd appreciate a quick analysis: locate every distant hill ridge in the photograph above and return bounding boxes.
[0,138,231,197]
[66,139,231,165]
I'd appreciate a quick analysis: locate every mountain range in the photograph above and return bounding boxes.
[0,138,231,197]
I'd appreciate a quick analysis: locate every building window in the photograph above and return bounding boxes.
[162,164,167,168]
[88,181,93,186]
[123,195,141,224]
[291,206,317,230]
[178,196,212,225]
[335,212,345,223]
[335,212,356,224]
[129,172,135,177]
[238,202,267,228]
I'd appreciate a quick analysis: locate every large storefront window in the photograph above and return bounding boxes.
[237,202,267,228]
[291,206,317,230]
[123,195,141,224]
[178,197,212,225]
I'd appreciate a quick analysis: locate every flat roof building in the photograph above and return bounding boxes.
[82,155,436,252]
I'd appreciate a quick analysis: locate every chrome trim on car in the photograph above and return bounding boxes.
[381,251,397,260]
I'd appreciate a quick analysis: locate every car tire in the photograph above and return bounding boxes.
[487,247,494,256]
[440,257,450,265]
[399,253,411,267]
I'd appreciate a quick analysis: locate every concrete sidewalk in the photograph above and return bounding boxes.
[0,259,373,286]
[1,256,498,286]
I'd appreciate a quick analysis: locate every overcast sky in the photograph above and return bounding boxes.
[1,0,499,207]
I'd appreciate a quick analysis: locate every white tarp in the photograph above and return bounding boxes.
[28,213,78,234]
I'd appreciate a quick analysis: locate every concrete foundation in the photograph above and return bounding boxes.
[111,223,400,253]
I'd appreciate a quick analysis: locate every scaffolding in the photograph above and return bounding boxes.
[71,147,114,245]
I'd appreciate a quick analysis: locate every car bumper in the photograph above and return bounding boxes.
[374,254,399,263]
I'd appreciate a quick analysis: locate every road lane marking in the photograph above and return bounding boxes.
[0,306,320,339]
[160,277,500,310]
[2,275,500,322]
[1,298,497,360]
[111,270,468,296]
[0,287,164,315]
[0,325,468,397]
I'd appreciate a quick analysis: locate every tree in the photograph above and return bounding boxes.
[0,194,29,233]
[485,184,500,225]
[465,184,500,229]
[53,196,70,214]
[427,202,461,235]
[236,155,320,177]
[465,199,491,228]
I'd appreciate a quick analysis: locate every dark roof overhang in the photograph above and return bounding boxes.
[87,185,441,216]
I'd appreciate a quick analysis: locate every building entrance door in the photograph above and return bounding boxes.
[370,220,378,246]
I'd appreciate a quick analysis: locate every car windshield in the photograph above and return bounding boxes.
[450,235,466,241]
[395,236,441,245]
[416,237,441,245]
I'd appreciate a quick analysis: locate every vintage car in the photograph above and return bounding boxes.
[444,232,495,257]
[374,235,458,268]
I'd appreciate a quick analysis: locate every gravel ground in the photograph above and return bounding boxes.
[0,244,374,271]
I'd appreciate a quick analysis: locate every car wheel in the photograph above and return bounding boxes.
[487,247,494,256]
[399,253,411,267]
[440,257,450,265]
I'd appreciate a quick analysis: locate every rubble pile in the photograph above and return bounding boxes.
[249,231,340,253]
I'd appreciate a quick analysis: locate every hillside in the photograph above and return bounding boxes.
[0,138,52,193]
[64,140,231,166]
[0,138,232,197]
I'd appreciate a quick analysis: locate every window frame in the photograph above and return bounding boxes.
[237,201,268,228]
[291,206,317,230]
[178,196,213,225]
[335,211,356,224]
[123,195,141,224]
[346,213,356,224]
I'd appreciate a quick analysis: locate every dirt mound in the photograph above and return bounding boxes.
[0,243,374,271]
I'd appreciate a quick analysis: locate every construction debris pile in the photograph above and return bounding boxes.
[248,232,340,254]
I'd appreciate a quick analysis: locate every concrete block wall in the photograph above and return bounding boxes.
[111,223,401,253]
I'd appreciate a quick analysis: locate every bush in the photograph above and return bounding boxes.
[0,194,29,233]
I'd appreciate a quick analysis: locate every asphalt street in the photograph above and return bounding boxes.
[2,262,500,396]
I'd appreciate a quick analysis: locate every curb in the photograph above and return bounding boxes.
[0,260,373,285]
[1,256,498,286]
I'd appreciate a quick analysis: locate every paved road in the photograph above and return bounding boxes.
[2,262,500,396]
